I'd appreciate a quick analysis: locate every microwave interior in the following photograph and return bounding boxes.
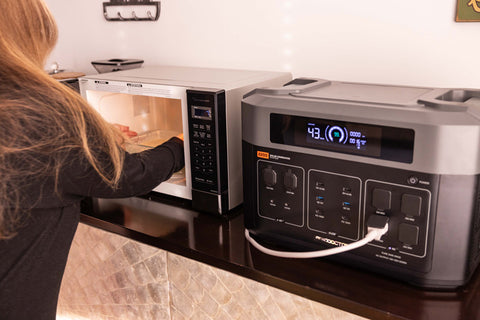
[85,90,187,190]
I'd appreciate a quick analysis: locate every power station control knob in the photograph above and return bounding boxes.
[263,167,277,187]
[284,170,298,190]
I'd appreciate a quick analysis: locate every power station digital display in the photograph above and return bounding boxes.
[270,113,414,163]
[304,119,382,157]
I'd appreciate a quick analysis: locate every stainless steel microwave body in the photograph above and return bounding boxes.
[79,66,291,214]
[242,78,480,289]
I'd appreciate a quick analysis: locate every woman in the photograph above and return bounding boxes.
[0,1,184,319]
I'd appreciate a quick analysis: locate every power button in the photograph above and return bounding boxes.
[407,176,419,185]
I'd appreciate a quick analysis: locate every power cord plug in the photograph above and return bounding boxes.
[367,214,389,241]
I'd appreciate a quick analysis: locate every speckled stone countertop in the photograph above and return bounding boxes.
[80,194,480,320]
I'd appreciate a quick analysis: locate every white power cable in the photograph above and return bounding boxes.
[244,220,388,259]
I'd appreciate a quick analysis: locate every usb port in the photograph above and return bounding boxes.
[342,187,352,195]
[315,182,326,191]
[316,196,325,205]
[342,201,351,211]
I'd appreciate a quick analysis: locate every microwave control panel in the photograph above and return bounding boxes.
[187,90,228,212]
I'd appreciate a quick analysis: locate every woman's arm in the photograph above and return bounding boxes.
[61,137,184,198]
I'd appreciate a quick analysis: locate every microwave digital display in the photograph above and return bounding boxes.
[192,106,212,120]
[270,113,414,163]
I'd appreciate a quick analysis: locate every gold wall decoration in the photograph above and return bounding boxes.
[457,0,480,21]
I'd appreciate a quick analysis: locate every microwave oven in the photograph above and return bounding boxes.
[79,66,291,214]
[242,78,480,289]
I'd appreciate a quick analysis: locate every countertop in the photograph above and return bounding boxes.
[80,194,480,320]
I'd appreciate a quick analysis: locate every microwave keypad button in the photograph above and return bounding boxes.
[372,188,392,210]
[401,194,422,217]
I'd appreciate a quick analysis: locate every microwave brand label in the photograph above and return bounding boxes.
[127,83,143,88]
[94,80,109,85]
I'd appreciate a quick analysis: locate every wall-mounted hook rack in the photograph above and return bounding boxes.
[103,1,161,22]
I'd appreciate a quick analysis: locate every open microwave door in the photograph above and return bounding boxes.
[80,80,192,200]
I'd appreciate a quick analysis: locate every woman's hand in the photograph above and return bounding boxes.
[113,124,138,138]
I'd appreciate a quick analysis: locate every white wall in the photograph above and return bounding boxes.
[44,0,480,88]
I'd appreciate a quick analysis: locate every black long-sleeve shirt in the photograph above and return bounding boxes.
[0,137,184,320]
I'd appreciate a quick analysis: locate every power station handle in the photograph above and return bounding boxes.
[243,78,331,98]
[418,89,480,111]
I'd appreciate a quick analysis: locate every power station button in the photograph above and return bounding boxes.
[372,189,392,210]
[398,223,419,245]
[284,170,298,190]
[263,167,277,187]
[407,176,419,185]
[401,194,422,217]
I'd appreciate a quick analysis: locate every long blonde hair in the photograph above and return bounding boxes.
[0,0,125,239]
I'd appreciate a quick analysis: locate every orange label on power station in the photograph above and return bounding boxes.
[257,151,269,159]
